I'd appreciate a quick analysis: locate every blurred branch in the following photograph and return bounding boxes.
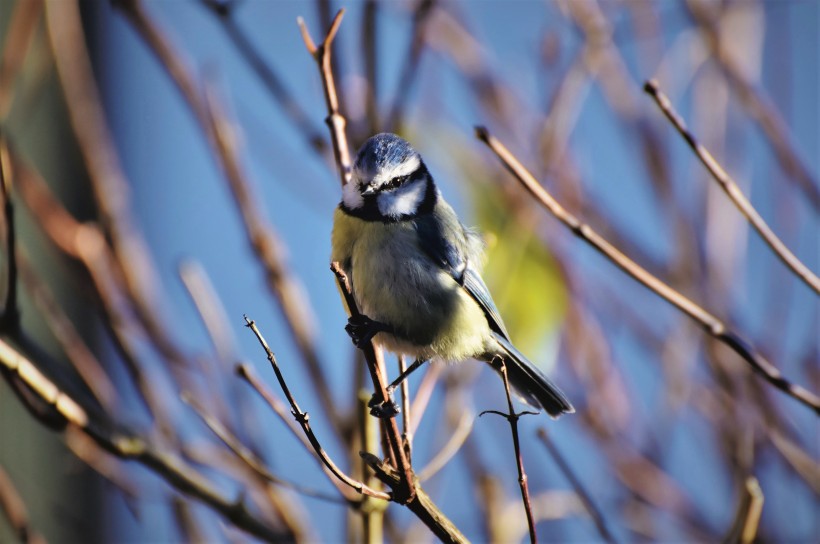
[199,0,327,154]
[725,477,764,544]
[181,391,343,504]
[114,0,340,437]
[0,465,46,544]
[45,0,188,368]
[537,429,618,544]
[0,0,43,120]
[685,0,820,210]
[476,126,820,415]
[645,80,819,294]
[0,338,286,541]
[242,316,392,502]
[0,138,20,333]
[418,409,473,482]
[11,148,175,429]
[201,83,341,433]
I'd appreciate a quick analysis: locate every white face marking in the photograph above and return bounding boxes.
[377,176,427,218]
[343,155,423,211]
[370,155,420,187]
[342,178,364,209]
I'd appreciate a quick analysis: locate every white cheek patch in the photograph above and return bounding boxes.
[342,178,365,209]
[378,177,426,218]
[372,155,420,187]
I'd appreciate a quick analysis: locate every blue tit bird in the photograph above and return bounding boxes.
[331,133,573,418]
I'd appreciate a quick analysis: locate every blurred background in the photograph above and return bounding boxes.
[0,0,817,542]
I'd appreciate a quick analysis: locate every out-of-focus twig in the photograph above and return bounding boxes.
[476,126,820,415]
[418,409,474,482]
[537,428,618,544]
[725,477,764,544]
[181,391,342,504]
[0,337,286,541]
[202,84,342,433]
[11,149,174,428]
[243,316,392,502]
[199,0,327,153]
[645,80,819,294]
[686,0,820,210]
[18,251,118,412]
[0,0,43,120]
[44,0,188,368]
[385,0,436,133]
[0,138,20,332]
[0,465,46,544]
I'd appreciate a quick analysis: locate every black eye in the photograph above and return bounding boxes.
[384,174,409,190]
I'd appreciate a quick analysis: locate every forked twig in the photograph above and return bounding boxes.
[644,80,819,294]
[475,126,820,415]
[297,10,353,187]
[479,361,539,544]
[242,315,391,501]
[0,465,45,544]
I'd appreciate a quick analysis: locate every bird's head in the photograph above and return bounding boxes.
[343,133,435,220]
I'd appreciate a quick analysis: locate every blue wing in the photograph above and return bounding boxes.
[414,210,510,340]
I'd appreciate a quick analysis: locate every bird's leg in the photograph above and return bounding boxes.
[345,314,392,349]
[368,358,427,418]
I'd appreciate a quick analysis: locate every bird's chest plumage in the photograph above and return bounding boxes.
[331,209,489,361]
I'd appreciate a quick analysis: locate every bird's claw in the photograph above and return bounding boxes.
[345,314,388,349]
[368,394,401,418]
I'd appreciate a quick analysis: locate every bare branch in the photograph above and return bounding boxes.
[242,316,392,502]
[0,338,286,542]
[0,465,46,544]
[475,126,820,415]
[644,80,819,294]
[297,10,353,187]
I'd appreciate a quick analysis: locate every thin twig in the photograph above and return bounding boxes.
[181,391,343,504]
[0,465,46,544]
[0,338,285,542]
[297,10,353,187]
[45,0,188,368]
[199,0,328,153]
[475,126,820,415]
[479,361,538,544]
[685,0,820,210]
[725,476,764,544]
[537,428,618,543]
[0,0,43,120]
[644,80,819,294]
[0,137,20,332]
[418,410,474,482]
[242,315,392,502]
